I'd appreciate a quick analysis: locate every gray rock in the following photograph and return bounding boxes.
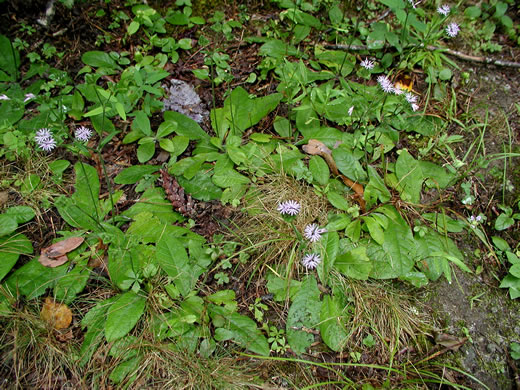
[162,79,208,123]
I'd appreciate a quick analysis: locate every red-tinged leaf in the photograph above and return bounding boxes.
[39,254,69,268]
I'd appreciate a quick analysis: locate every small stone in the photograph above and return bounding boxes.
[486,343,497,353]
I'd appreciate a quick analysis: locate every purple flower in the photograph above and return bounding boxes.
[277,200,301,216]
[37,136,56,152]
[35,128,52,143]
[446,23,460,38]
[437,5,450,16]
[411,103,420,112]
[301,253,321,269]
[377,75,394,93]
[75,126,93,142]
[405,92,418,104]
[23,93,36,103]
[360,59,375,70]
[0,94,10,101]
[303,224,327,242]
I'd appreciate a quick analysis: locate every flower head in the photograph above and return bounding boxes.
[277,200,301,216]
[377,75,394,93]
[348,106,354,116]
[411,103,420,112]
[405,92,418,104]
[360,58,375,70]
[35,128,56,152]
[437,5,450,16]
[75,126,93,142]
[24,93,36,103]
[37,136,56,152]
[445,22,460,37]
[303,224,327,243]
[0,94,10,101]
[301,253,321,270]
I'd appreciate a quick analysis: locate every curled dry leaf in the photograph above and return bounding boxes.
[38,236,84,268]
[40,297,72,329]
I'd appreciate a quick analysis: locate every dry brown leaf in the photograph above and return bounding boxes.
[435,333,467,351]
[40,297,72,329]
[38,236,84,268]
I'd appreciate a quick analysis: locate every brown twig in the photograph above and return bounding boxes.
[324,43,520,68]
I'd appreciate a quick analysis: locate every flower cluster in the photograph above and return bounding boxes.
[277,200,301,216]
[75,126,93,142]
[303,223,327,243]
[445,22,460,38]
[468,215,482,228]
[34,128,56,152]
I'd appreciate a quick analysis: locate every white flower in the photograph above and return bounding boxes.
[392,85,405,95]
[408,0,416,9]
[303,224,327,243]
[23,93,36,103]
[35,128,52,143]
[301,253,321,269]
[37,136,56,152]
[411,103,420,112]
[360,58,375,70]
[0,94,10,101]
[75,126,93,142]
[277,200,301,216]
[446,23,460,38]
[437,5,450,16]
[348,106,354,116]
[377,75,394,93]
[405,92,417,104]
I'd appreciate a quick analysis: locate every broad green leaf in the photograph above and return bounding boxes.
[177,169,223,201]
[422,213,465,233]
[395,150,423,203]
[318,232,339,285]
[363,216,385,245]
[326,214,351,231]
[320,295,349,351]
[335,246,372,280]
[105,291,146,342]
[127,20,140,35]
[258,39,300,59]
[122,187,181,224]
[365,165,391,206]
[309,155,329,186]
[156,120,177,139]
[81,51,120,70]
[54,261,90,304]
[5,258,66,299]
[74,162,100,211]
[115,101,126,120]
[4,206,35,224]
[286,276,322,355]
[137,140,155,163]
[495,214,515,231]
[211,306,270,356]
[163,111,209,141]
[0,34,20,81]
[133,110,152,136]
[327,191,350,211]
[0,215,17,237]
[332,145,367,182]
[114,165,160,184]
[0,233,32,281]
[266,273,302,302]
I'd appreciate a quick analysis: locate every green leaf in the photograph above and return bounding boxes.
[320,295,349,352]
[74,162,100,210]
[105,291,146,342]
[163,111,209,141]
[464,6,481,18]
[114,165,160,184]
[0,215,18,237]
[211,307,270,356]
[156,120,177,139]
[5,258,65,299]
[81,51,120,70]
[335,246,372,280]
[422,213,465,233]
[286,276,322,355]
[318,232,339,285]
[137,141,155,163]
[363,216,385,245]
[395,150,423,203]
[495,213,515,231]
[259,39,300,59]
[327,191,350,211]
[0,233,32,281]
[0,34,20,81]
[133,110,152,136]
[177,168,223,201]
[309,155,329,186]
[332,145,367,182]
[127,20,140,35]
[54,262,90,304]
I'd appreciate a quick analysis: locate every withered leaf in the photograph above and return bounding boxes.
[38,236,84,268]
[40,297,72,330]
[435,333,467,351]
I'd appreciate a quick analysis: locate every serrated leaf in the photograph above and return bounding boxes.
[105,291,146,342]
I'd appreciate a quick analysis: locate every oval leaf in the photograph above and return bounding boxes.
[105,291,146,342]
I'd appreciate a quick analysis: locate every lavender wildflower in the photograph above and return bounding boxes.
[75,126,93,142]
[23,93,36,103]
[0,94,10,101]
[277,200,301,216]
[469,215,482,228]
[445,23,460,37]
[35,128,52,143]
[301,253,321,270]
[411,103,420,112]
[437,5,450,16]
[377,75,394,93]
[405,92,418,104]
[360,58,375,70]
[303,224,327,243]
[37,136,57,152]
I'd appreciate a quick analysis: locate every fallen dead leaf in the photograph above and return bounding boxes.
[435,333,467,351]
[40,297,72,329]
[38,236,84,268]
